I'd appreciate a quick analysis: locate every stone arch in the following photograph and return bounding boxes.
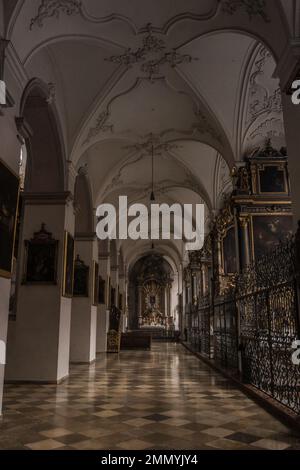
[18,78,66,193]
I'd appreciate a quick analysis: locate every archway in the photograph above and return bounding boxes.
[128,253,176,337]
[4,79,73,384]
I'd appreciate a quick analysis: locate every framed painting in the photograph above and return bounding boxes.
[73,255,89,297]
[62,231,75,297]
[98,276,106,304]
[258,165,287,194]
[252,215,293,260]
[92,261,99,306]
[23,224,58,284]
[0,158,20,278]
[222,226,237,275]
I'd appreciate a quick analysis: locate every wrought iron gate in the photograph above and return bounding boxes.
[186,237,300,414]
[198,296,211,357]
[214,294,239,373]
[237,239,300,414]
[187,297,211,357]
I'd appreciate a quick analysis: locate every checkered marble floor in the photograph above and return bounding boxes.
[0,343,299,450]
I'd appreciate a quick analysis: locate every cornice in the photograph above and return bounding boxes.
[22,191,73,205]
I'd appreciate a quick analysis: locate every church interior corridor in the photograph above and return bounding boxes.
[1,0,300,459]
[1,343,299,451]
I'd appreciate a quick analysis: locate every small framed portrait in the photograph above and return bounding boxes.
[0,158,20,279]
[98,276,106,304]
[73,255,89,297]
[258,165,287,194]
[62,231,75,297]
[23,224,58,284]
[92,261,99,306]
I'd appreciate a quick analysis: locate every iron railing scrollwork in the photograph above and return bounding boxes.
[214,293,239,373]
[186,237,300,414]
[187,296,212,358]
[237,239,300,414]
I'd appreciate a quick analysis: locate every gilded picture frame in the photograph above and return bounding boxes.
[23,224,58,285]
[0,158,20,279]
[258,163,288,195]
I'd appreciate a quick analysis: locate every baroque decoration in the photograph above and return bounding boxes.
[30,0,82,29]
[83,110,113,144]
[220,0,269,22]
[105,24,198,82]
[124,133,179,156]
[247,47,282,126]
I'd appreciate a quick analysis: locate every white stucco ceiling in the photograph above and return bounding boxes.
[3,0,292,265]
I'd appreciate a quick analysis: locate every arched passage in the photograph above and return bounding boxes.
[5,79,73,384]
[128,253,177,335]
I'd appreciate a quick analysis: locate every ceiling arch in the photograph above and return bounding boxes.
[2,0,291,270]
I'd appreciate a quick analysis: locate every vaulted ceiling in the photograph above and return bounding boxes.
[2,0,294,268]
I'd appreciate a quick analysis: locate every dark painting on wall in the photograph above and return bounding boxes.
[0,159,20,278]
[252,215,293,259]
[24,224,58,284]
[92,262,99,306]
[98,276,106,304]
[73,255,89,297]
[62,231,74,297]
[223,226,237,275]
[259,166,286,193]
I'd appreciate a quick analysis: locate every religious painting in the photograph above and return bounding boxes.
[98,276,106,304]
[92,261,99,306]
[222,226,237,275]
[258,165,287,194]
[0,158,20,278]
[73,255,89,297]
[142,280,164,327]
[252,215,293,259]
[62,231,74,297]
[23,224,58,284]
